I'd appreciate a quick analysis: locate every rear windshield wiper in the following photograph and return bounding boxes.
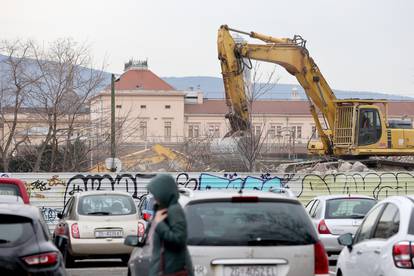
[348,214,365,219]
[0,239,11,244]
[86,211,111,215]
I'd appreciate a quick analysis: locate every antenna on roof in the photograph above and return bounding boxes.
[124,59,148,71]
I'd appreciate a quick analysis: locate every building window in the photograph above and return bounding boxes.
[165,105,171,109]
[140,105,146,109]
[291,126,302,139]
[164,121,171,141]
[208,124,220,138]
[116,105,122,109]
[188,125,200,138]
[254,125,262,137]
[139,121,147,139]
[276,126,282,137]
[311,126,319,138]
[268,125,276,138]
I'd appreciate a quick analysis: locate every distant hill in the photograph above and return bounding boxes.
[163,76,413,100]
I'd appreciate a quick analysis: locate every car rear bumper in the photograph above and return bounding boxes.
[319,234,343,255]
[70,238,133,256]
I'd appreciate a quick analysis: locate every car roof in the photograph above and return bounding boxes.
[178,189,299,205]
[73,190,133,198]
[0,203,40,219]
[311,194,376,201]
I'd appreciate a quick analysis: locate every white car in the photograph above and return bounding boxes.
[336,195,414,276]
[305,195,376,257]
[53,191,139,267]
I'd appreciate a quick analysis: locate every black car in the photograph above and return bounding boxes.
[0,203,66,275]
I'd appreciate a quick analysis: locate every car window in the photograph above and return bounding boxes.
[0,184,19,196]
[0,215,33,246]
[354,204,384,244]
[373,203,400,239]
[78,194,137,216]
[325,198,376,219]
[310,200,320,218]
[185,200,318,246]
[305,200,315,213]
[63,197,74,218]
[409,208,414,235]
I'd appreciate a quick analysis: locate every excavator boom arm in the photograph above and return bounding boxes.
[217,25,336,152]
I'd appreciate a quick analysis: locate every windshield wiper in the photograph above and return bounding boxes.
[348,214,365,219]
[0,239,10,244]
[87,211,111,215]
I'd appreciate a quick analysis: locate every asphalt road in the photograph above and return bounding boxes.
[66,259,336,276]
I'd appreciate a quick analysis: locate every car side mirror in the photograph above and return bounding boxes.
[338,233,353,250]
[57,212,63,219]
[124,235,145,247]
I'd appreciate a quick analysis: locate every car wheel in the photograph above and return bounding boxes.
[336,269,342,276]
[63,245,75,268]
[121,255,130,266]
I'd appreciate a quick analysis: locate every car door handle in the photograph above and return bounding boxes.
[356,251,363,255]
[374,249,381,254]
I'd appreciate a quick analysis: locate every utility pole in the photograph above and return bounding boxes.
[110,73,116,172]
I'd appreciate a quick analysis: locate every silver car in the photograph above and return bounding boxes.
[126,189,330,276]
[305,195,376,256]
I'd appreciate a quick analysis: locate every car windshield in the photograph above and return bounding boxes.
[325,198,376,219]
[0,184,19,196]
[78,194,136,216]
[185,200,318,246]
[0,215,33,245]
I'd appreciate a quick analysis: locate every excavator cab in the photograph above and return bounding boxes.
[358,108,382,146]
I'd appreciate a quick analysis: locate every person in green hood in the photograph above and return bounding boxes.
[147,174,194,276]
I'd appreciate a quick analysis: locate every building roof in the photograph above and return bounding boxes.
[185,99,414,117]
[114,69,175,91]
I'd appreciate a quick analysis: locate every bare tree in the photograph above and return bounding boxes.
[27,38,107,172]
[231,62,279,172]
[0,39,40,171]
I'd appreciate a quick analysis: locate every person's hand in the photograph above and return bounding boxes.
[154,208,168,223]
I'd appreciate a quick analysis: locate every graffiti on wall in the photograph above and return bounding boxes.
[8,170,414,231]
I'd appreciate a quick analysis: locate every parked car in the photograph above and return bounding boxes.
[125,189,329,276]
[0,195,24,204]
[305,195,376,256]
[136,193,155,238]
[336,195,414,276]
[0,178,30,204]
[53,191,139,267]
[0,202,66,275]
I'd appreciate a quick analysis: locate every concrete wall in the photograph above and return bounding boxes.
[2,171,414,232]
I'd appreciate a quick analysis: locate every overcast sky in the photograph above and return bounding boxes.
[2,0,413,96]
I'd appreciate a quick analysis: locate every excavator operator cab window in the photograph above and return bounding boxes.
[358,109,382,146]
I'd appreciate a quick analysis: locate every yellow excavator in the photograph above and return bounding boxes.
[218,25,414,157]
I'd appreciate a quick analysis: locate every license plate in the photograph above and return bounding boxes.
[224,266,278,276]
[95,230,123,238]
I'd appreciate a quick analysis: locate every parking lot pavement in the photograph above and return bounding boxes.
[66,259,127,276]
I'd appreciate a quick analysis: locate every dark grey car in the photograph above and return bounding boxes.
[125,190,329,276]
[0,203,66,275]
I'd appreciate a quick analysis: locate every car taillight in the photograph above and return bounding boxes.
[71,223,80,239]
[138,222,145,237]
[143,213,152,221]
[393,241,414,268]
[22,252,58,266]
[318,220,331,235]
[54,223,66,236]
[314,241,329,275]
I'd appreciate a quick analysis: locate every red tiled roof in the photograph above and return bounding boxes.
[185,99,414,116]
[114,69,174,91]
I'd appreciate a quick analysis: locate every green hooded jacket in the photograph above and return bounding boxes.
[148,174,194,276]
